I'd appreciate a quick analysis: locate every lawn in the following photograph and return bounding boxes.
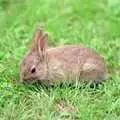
[0,0,120,120]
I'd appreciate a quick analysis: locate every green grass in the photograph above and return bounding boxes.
[0,0,120,120]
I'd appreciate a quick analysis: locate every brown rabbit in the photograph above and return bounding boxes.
[20,26,106,84]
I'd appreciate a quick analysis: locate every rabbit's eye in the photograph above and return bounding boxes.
[31,67,36,73]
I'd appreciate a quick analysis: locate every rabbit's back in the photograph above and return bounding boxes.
[47,45,106,83]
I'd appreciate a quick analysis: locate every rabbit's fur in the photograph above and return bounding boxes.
[20,26,106,84]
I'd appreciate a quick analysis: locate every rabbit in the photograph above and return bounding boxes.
[20,26,106,84]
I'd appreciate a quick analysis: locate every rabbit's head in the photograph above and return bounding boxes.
[20,26,48,83]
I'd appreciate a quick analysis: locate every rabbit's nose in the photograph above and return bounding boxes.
[23,72,28,79]
[20,78,28,84]
[20,73,27,83]
[20,76,28,83]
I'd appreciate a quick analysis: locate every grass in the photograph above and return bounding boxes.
[0,0,120,120]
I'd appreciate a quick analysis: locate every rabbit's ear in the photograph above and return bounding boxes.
[38,32,48,59]
[39,32,48,53]
[31,28,43,52]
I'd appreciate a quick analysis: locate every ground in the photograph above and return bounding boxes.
[0,0,120,120]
